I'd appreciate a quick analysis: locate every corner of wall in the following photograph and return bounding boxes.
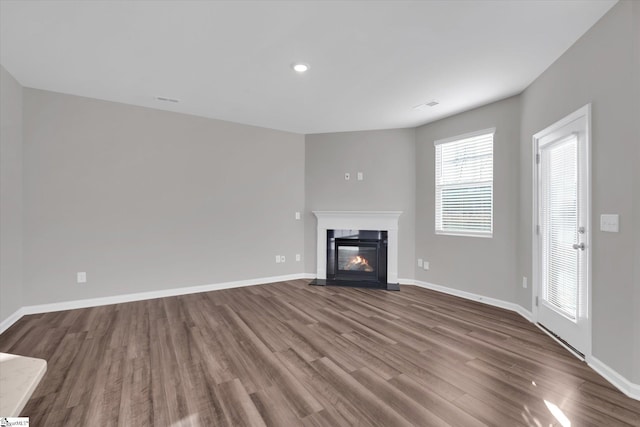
[520,0,637,387]
[303,128,418,281]
[632,0,640,385]
[0,65,24,325]
[413,95,522,305]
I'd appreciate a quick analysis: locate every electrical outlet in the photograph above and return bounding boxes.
[522,276,528,289]
[281,255,286,263]
[357,172,363,181]
[344,172,350,181]
[423,261,429,270]
[77,272,87,284]
[295,211,301,220]
[275,255,281,263]
[295,254,301,262]
[417,258,423,267]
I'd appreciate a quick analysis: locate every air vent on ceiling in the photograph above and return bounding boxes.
[413,100,439,111]
[155,96,180,103]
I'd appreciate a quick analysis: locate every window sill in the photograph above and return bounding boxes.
[435,231,493,239]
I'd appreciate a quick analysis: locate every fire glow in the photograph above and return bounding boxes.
[345,255,374,272]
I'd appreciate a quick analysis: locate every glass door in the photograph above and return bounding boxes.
[534,105,590,356]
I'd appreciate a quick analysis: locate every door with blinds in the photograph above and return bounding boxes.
[533,105,590,357]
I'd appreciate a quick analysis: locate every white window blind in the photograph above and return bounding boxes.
[541,134,579,319]
[435,129,494,237]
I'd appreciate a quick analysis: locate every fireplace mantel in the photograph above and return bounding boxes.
[313,211,402,284]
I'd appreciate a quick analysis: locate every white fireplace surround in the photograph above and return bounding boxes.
[313,211,402,283]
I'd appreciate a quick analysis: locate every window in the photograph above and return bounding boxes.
[435,128,494,237]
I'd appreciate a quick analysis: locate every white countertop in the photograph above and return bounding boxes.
[0,352,47,417]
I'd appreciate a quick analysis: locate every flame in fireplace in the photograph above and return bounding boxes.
[346,255,374,272]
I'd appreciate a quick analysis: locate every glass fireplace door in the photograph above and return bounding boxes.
[336,242,378,277]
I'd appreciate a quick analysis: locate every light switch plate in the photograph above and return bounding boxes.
[600,214,619,232]
[417,258,423,267]
[295,211,301,220]
[77,272,87,283]
[357,172,363,181]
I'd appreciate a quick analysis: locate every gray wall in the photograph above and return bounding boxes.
[519,1,638,381]
[0,65,24,322]
[415,96,521,302]
[304,129,416,281]
[22,89,305,306]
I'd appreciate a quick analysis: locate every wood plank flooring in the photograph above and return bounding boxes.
[1,280,639,426]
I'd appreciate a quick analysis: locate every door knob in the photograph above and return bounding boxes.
[572,243,585,250]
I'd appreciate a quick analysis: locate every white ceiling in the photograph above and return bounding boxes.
[1,0,617,134]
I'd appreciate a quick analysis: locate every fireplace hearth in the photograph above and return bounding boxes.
[311,211,402,291]
[311,229,399,290]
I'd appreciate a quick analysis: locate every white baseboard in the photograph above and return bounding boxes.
[400,278,638,401]
[401,278,533,321]
[0,273,313,334]
[3,273,637,401]
[588,356,640,400]
[0,307,26,335]
[514,305,534,323]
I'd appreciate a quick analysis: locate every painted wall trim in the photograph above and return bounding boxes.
[401,278,534,322]
[2,273,637,401]
[588,356,640,401]
[399,278,639,401]
[0,307,26,335]
[0,273,315,334]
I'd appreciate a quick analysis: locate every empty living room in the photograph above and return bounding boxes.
[1,0,639,426]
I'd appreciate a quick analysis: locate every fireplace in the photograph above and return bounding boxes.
[311,211,401,291]
[326,230,388,287]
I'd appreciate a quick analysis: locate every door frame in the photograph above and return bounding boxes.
[531,103,592,361]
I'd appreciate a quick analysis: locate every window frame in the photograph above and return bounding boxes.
[434,128,495,238]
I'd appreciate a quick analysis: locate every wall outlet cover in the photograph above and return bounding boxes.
[417,258,423,267]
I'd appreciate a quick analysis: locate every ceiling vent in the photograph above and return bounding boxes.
[413,100,439,111]
[155,96,180,103]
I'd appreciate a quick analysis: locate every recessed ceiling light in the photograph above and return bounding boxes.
[292,63,310,73]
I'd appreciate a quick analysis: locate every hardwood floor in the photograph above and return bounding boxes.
[1,280,639,426]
